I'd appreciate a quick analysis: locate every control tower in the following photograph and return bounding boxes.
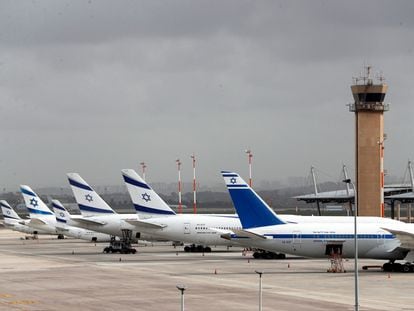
[349,66,388,217]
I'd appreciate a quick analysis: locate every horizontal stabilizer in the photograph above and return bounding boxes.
[232,228,267,240]
[125,219,166,229]
[382,227,414,249]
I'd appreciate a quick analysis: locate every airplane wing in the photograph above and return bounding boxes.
[73,218,107,226]
[232,228,267,240]
[125,219,166,229]
[382,227,414,249]
[28,218,48,225]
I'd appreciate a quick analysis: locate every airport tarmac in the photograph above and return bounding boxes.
[0,228,412,311]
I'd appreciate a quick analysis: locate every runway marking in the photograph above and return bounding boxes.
[0,294,13,298]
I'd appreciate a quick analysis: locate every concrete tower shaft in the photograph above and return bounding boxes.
[349,68,388,217]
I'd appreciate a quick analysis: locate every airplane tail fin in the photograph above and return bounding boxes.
[51,200,70,227]
[67,173,116,216]
[121,169,176,216]
[221,171,285,229]
[0,200,21,222]
[20,185,54,218]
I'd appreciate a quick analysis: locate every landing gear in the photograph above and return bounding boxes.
[57,234,65,239]
[103,230,137,254]
[183,244,212,253]
[252,250,286,259]
[382,261,414,273]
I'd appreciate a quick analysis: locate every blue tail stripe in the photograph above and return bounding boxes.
[78,204,115,214]
[222,174,238,177]
[27,208,53,215]
[56,218,67,223]
[133,204,176,215]
[227,188,285,229]
[52,203,65,211]
[123,175,151,190]
[68,178,93,191]
[1,204,11,209]
[21,188,37,197]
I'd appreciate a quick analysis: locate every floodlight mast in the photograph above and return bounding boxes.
[176,159,182,213]
[245,149,253,187]
[191,153,197,214]
[140,162,147,181]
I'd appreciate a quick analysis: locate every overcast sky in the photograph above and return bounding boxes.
[1,0,414,191]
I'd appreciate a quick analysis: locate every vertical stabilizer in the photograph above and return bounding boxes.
[221,171,285,229]
[20,185,54,218]
[122,169,176,217]
[67,173,116,216]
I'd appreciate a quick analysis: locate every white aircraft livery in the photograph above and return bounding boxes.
[221,171,414,271]
[52,200,112,242]
[20,185,59,235]
[0,200,48,235]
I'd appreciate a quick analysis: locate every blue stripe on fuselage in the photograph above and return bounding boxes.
[230,233,395,239]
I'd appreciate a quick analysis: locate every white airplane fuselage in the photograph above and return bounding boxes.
[67,212,407,247]
[27,215,59,235]
[67,214,160,242]
[3,218,48,235]
[56,224,112,242]
[231,222,411,260]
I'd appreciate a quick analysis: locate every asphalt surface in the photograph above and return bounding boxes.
[0,228,412,311]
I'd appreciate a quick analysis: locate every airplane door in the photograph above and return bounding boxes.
[184,223,191,235]
[377,231,384,245]
[292,231,301,250]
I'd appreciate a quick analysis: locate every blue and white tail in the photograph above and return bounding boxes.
[121,169,176,217]
[20,185,54,218]
[67,173,116,216]
[0,200,21,222]
[221,171,285,229]
[52,200,70,228]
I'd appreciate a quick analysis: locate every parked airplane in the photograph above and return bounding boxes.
[66,173,163,252]
[122,169,241,251]
[121,169,407,254]
[221,171,414,271]
[20,185,62,237]
[52,200,112,242]
[0,200,48,235]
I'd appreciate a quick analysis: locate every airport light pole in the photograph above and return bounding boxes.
[191,153,197,214]
[245,149,253,187]
[343,178,359,311]
[176,159,182,214]
[176,285,187,311]
[255,270,263,311]
[140,162,147,181]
